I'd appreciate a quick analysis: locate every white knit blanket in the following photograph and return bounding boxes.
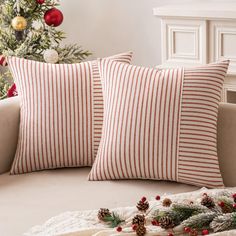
[25,188,236,236]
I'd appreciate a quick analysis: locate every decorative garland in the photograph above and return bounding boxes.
[97,191,236,236]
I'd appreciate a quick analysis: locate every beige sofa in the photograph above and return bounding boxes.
[0,97,236,236]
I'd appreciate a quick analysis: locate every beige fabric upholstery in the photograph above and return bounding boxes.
[0,97,19,174]
[0,97,236,235]
[217,103,236,187]
[0,168,198,236]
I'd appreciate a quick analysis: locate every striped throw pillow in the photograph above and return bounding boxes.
[89,59,229,188]
[8,52,132,174]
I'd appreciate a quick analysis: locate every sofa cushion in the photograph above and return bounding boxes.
[7,52,132,174]
[0,168,198,236]
[89,60,229,188]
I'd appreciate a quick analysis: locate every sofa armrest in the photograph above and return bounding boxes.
[0,97,20,174]
[218,103,236,187]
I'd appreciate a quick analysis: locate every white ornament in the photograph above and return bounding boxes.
[43,49,59,64]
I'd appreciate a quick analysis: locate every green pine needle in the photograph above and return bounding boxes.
[217,196,234,213]
[182,212,217,231]
[171,203,209,221]
[0,70,12,99]
[103,212,125,228]
[0,0,91,100]
[210,213,236,233]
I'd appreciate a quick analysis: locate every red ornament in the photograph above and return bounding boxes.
[155,195,161,200]
[184,227,191,233]
[132,224,137,231]
[36,0,45,4]
[44,8,64,27]
[141,197,147,202]
[116,226,122,232]
[168,233,174,236]
[218,201,225,207]
[7,84,18,98]
[233,203,236,209]
[202,229,209,235]
[0,55,7,66]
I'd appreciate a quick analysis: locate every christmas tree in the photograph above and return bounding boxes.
[0,0,90,99]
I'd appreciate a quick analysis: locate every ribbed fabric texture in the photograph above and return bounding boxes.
[178,63,229,187]
[89,60,229,188]
[8,52,132,174]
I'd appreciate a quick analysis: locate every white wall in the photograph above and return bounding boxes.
[59,0,220,67]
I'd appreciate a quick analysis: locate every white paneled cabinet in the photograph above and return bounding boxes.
[161,19,207,67]
[154,2,236,103]
[210,20,236,74]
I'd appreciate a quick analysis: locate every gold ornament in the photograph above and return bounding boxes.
[11,16,27,31]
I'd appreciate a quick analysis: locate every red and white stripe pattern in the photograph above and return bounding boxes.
[8,52,132,174]
[89,60,229,188]
[178,61,229,187]
[89,60,184,182]
[92,54,133,157]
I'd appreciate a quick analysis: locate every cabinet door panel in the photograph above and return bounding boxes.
[161,19,207,67]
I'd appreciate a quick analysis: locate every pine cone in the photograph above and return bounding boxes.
[137,200,149,212]
[159,216,175,229]
[162,198,172,207]
[98,208,111,221]
[132,214,145,226]
[201,195,215,208]
[136,225,146,236]
[221,205,233,214]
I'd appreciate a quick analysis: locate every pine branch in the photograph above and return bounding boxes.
[0,0,91,99]
[103,212,125,228]
[210,213,236,233]
[217,196,235,213]
[0,70,12,99]
[182,212,217,231]
[57,45,92,64]
[171,203,209,221]
[0,0,91,63]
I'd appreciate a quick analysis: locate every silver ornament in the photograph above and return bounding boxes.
[43,49,59,64]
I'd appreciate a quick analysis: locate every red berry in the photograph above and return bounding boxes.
[233,204,236,209]
[232,193,236,199]
[36,0,45,4]
[151,220,159,226]
[116,226,122,232]
[202,229,209,235]
[218,201,225,207]
[168,233,174,236]
[132,224,137,231]
[151,220,156,225]
[184,227,191,233]
[156,195,161,200]
[141,197,147,202]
